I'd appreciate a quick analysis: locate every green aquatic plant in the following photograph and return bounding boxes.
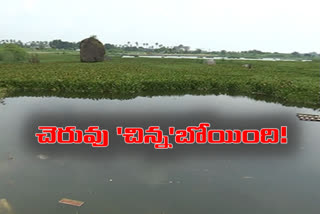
[0,57,319,109]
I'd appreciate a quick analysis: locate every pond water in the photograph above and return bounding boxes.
[1,94,320,214]
[122,55,312,62]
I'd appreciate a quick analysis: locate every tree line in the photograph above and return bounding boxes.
[0,39,319,58]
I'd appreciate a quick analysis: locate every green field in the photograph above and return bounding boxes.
[0,53,319,109]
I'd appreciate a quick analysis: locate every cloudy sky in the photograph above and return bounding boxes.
[1,0,319,53]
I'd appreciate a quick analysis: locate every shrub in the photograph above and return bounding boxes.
[312,57,320,62]
[28,54,40,63]
[0,44,28,62]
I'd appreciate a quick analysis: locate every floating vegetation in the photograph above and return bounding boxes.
[0,58,319,109]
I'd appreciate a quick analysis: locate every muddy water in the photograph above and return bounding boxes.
[0,94,319,214]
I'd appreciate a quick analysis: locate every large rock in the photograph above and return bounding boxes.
[242,64,252,69]
[204,58,216,65]
[80,37,105,62]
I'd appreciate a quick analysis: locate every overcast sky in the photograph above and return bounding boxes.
[1,0,319,53]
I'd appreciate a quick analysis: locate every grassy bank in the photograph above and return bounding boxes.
[0,57,319,109]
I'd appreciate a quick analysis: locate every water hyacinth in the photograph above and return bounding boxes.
[0,58,319,109]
